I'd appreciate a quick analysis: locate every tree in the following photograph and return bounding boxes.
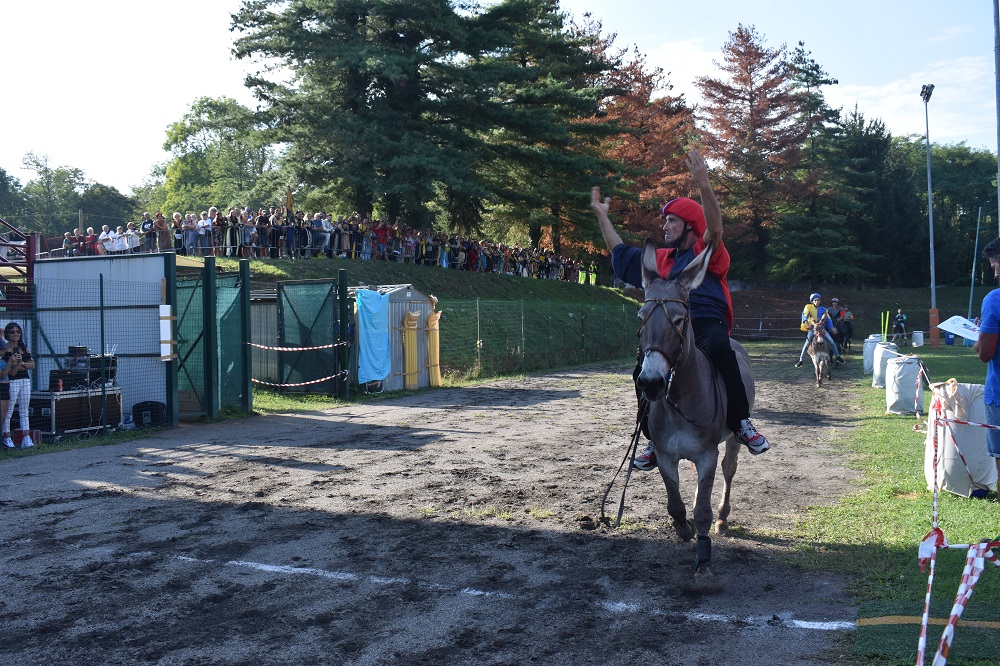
[924,142,997,286]
[768,44,876,287]
[79,183,138,235]
[695,25,807,283]
[592,40,694,243]
[231,0,622,240]
[0,167,26,225]
[233,0,475,224]
[162,96,273,212]
[20,152,86,235]
[830,112,924,287]
[470,2,623,251]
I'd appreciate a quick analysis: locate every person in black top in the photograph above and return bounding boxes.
[2,323,35,449]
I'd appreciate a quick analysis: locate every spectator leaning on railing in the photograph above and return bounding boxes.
[59,203,604,284]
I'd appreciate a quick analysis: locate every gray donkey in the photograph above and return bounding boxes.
[635,238,754,577]
[807,324,832,388]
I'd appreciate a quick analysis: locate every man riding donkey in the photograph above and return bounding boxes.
[795,293,844,369]
[591,149,771,471]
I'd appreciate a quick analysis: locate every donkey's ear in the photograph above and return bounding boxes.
[641,238,659,289]
[678,241,714,292]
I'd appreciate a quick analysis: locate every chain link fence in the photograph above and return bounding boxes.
[436,299,637,379]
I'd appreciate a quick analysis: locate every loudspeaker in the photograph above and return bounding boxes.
[132,401,167,427]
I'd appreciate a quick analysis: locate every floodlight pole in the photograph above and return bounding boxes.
[995,0,1000,231]
[921,84,940,348]
[970,206,983,321]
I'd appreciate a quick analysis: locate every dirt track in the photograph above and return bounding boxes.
[0,347,861,665]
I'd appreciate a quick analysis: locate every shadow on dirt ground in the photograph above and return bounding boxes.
[0,353,861,665]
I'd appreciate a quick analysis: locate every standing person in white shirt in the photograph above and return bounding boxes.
[113,226,128,254]
[197,211,214,257]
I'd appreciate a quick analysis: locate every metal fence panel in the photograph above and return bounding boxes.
[277,281,339,392]
[438,299,636,380]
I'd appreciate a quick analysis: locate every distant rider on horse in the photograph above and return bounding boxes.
[590,149,772,471]
[795,294,844,368]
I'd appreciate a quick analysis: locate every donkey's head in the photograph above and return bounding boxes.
[635,238,714,401]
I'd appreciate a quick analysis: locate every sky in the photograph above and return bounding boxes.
[2,0,997,195]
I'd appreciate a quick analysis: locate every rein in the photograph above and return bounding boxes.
[600,401,647,528]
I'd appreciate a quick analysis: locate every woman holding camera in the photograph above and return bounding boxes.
[2,323,34,449]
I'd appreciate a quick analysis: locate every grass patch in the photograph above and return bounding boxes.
[0,425,159,458]
[786,342,1000,664]
[454,505,516,521]
[252,388,348,414]
[527,506,555,520]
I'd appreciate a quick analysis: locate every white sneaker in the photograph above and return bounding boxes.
[20,436,34,449]
[735,419,771,455]
[2,437,14,449]
[633,441,657,471]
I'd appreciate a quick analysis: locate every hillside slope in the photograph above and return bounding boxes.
[214,256,993,335]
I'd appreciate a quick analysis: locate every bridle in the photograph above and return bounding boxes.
[637,291,720,429]
[638,295,690,369]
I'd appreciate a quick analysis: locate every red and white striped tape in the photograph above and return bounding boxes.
[251,370,348,388]
[915,399,1000,665]
[934,416,1000,431]
[932,542,995,665]
[247,341,348,352]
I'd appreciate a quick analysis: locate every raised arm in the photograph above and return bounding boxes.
[686,149,722,245]
[590,187,624,252]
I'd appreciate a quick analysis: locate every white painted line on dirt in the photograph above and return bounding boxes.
[459,587,516,599]
[789,619,856,631]
[601,600,641,613]
[4,542,861,631]
[227,560,359,581]
[684,611,853,631]
[193,555,855,631]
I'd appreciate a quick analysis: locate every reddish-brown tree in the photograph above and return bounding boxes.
[547,15,695,262]
[696,24,807,283]
[599,45,695,240]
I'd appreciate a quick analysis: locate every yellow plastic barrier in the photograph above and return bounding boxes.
[402,310,421,389]
[427,310,442,387]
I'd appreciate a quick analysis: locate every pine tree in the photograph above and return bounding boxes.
[695,25,806,283]
[769,43,876,286]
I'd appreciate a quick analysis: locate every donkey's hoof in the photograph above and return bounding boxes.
[715,518,728,534]
[694,563,714,579]
[674,518,695,542]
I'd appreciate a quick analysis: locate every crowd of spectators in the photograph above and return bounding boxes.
[60,207,601,284]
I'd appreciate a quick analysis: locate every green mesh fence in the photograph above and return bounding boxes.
[216,278,244,409]
[275,281,339,392]
[438,299,636,379]
[176,275,206,417]
[177,271,249,417]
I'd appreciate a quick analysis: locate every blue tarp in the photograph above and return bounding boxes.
[356,289,391,384]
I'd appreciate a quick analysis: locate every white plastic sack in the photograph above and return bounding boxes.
[871,342,898,388]
[912,330,924,347]
[863,335,883,374]
[924,380,997,497]
[886,356,923,414]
